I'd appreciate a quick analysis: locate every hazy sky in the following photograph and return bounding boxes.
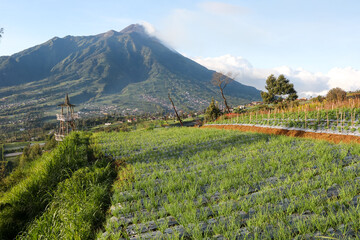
[1,0,360,96]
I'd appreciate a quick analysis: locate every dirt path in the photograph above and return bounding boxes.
[202,124,360,144]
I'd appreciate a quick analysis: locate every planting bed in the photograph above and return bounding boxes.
[94,128,360,239]
[211,106,360,136]
[203,124,360,144]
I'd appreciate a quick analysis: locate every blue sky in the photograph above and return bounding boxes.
[1,0,360,96]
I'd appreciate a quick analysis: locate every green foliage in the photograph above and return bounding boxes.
[0,162,6,181]
[214,106,359,134]
[20,160,116,239]
[261,74,277,103]
[18,144,42,168]
[261,74,298,103]
[0,168,26,195]
[0,145,3,161]
[204,98,222,122]
[0,132,93,239]
[96,128,360,239]
[43,135,57,151]
[0,25,261,122]
[312,95,325,103]
[326,87,347,102]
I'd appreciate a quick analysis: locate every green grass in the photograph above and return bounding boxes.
[0,132,94,239]
[19,159,116,239]
[94,128,360,239]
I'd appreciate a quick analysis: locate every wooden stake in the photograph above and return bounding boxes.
[336,109,338,127]
[327,110,329,129]
[317,107,320,123]
[340,111,343,131]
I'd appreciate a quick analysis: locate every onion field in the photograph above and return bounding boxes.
[210,107,360,135]
[94,128,360,239]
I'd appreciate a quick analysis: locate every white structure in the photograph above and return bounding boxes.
[55,94,80,141]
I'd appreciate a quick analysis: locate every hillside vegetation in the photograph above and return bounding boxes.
[94,128,360,239]
[0,24,260,125]
[0,132,116,239]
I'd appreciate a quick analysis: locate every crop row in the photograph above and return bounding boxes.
[210,107,360,134]
[95,128,360,239]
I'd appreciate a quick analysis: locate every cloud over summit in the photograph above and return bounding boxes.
[193,54,360,98]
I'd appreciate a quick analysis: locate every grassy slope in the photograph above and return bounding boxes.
[19,160,116,239]
[0,132,96,239]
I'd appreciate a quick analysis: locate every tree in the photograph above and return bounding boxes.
[211,71,237,113]
[168,93,183,126]
[261,74,298,104]
[261,75,277,103]
[0,28,3,39]
[204,98,221,122]
[326,87,347,102]
[312,95,325,103]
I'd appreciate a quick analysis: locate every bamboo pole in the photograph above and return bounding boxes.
[340,111,343,132]
[327,109,329,129]
[317,107,320,123]
[297,108,299,122]
[336,109,338,127]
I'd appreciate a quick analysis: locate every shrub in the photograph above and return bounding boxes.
[326,87,347,102]
[205,98,221,122]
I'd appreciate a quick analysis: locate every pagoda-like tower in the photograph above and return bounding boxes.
[55,94,79,141]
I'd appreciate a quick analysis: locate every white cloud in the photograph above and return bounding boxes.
[157,9,198,50]
[193,54,360,98]
[194,54,253,72]
[140,21,156,36]
[198,1,248,16]
[327,67,360,90]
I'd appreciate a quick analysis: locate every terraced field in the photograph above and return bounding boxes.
[210,107,360,135]
[94,128,360,239]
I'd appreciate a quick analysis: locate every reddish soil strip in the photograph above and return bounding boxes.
[202,125,360,144]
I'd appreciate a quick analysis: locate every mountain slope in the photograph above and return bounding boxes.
[0,24,261,118]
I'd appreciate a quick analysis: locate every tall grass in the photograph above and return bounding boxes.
[19,158,116,239]
[0,132,94,239]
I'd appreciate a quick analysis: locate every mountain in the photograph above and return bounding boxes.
[0,24,261,119]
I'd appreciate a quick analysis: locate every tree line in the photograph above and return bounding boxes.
[205,71,356,122]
